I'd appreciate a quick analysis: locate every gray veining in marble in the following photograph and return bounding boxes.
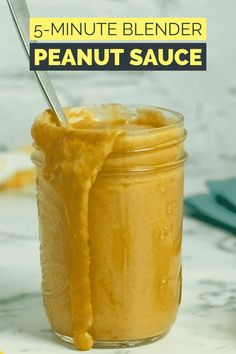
[1,189,236,353]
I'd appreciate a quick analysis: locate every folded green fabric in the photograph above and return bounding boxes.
[207,178,236,213]
[185,191,236,235]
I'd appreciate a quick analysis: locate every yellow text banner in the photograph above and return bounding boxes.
[30,18,207,41]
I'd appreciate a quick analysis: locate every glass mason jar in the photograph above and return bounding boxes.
[31,104,187,350]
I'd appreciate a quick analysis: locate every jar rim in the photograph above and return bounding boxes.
[60,103,184,135]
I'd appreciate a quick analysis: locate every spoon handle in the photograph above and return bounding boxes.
[6,0,68,125]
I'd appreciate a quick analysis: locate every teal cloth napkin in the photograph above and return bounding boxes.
[207,178,236,213]
[185,178,236,234]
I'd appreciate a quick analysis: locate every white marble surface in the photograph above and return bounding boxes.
[0,0,236,352]
[0,181,236,354]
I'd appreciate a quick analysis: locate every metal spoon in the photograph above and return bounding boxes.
[6,0,68,125]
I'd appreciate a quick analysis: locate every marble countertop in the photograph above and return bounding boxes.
[0,174,235,354]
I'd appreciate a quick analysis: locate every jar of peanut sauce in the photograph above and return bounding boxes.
[31,104,187,351]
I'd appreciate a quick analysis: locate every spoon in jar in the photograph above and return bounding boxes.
[6,0,68,125]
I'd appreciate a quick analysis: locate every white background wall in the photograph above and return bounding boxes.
[0,0,235,181]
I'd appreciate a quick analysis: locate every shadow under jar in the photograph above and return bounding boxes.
[31,104,187,351]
